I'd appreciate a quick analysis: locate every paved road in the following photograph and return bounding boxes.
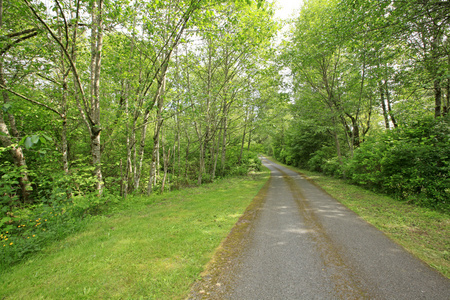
[189,157,450,299]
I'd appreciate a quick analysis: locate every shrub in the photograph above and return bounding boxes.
[346,117,450,212]
[0,160,119,270]
[223,147,261,176]
[0,199,86,269]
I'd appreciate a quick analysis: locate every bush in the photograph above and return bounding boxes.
[322,156,343,177]
[346,117,450,212]
[0,199,85,269]
[307,146,337,173]
[223,147,261,177]
[0,160,119,270]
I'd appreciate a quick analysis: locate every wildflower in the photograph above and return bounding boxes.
[9,242,13,246]
[32,235,35,237]
[45,219,47,222]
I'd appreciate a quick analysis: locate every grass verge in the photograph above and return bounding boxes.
[268,157,450,279]
[0,171,269,299]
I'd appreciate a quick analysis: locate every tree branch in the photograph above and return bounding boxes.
[0,31,38,56]
[22,0,93,127]
[0,83,62,117]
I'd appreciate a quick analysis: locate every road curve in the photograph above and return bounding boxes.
[189,157,450,299]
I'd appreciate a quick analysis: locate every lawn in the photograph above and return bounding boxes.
[0,171,269,299]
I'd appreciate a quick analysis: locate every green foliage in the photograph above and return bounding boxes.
[0,161,22,208]
[19,134,52,151]
[0,188,119,270]
[306,146,338,174]
[272,0,450,215]
[0,153,119,269]
[223,147,262,177]
[0,200,84,270]
[345,117,450,212]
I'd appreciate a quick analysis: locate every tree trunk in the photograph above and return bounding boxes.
[211,128,219,181]
[445,55,450,116]
[123,94,133,198]
[350,115,360,148]
[332,116,343,167]
[0,59,31,203]
[58,23,69,175]
[135,58,169,191]
[61,117,69,174]
[220,103,228,175]
[184,128,191,183]
[60,62,69,174]
[194,121,204,185]
[445,75,449,116]
[434,78,442,118]
[204,39,213,175]
[90,0,104,195]
[176,103,181,188]
[161,135,170,194]
[384,78,397,128]
[239,106,249,164]
[133,110,149,192]
[120,159,124,197]
[147,80,165,195]
[380,81,390,129]
[0,111,31,203]
[247,127,252,150]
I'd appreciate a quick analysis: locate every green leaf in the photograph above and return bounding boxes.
[1,217,12,225]
[24,137,33,149]
[42,134,53,142]
[31,135,40,144]
[2,103,11,113]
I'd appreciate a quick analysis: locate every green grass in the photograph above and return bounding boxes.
[0,171,269,299]
[270,158,450,279]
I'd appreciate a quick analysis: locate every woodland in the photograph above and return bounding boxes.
[0,0,449,265]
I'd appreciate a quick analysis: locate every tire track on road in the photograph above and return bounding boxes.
[272,163,371,299]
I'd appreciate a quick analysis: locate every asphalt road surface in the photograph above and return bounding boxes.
[189,157,450,299]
